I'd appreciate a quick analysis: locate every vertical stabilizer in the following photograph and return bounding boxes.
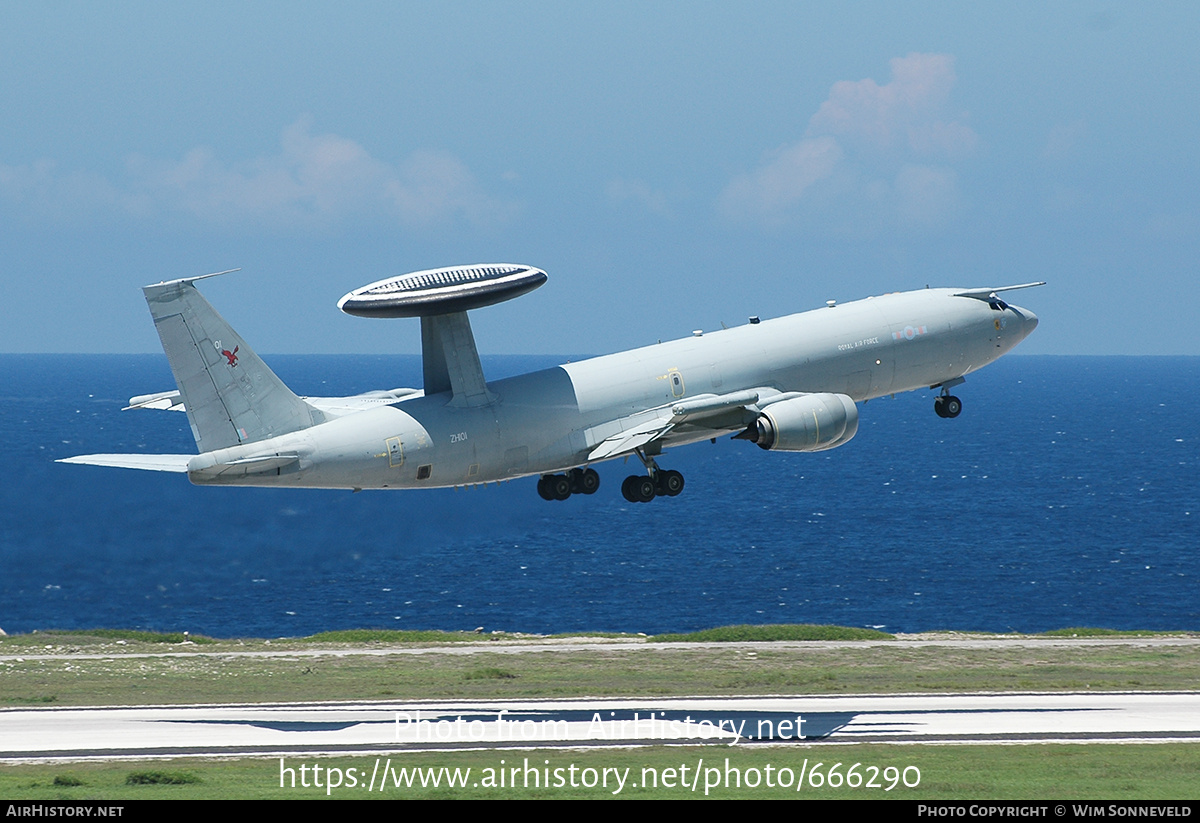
[143,274,324,453]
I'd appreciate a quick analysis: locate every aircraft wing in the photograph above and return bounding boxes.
[56,454,192,473]
[586,413,676,461]
[584,389,763,461]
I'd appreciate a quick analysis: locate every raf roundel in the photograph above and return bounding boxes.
[337,263,547,318]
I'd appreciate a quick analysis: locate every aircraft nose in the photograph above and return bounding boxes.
[1022,308,1039,335]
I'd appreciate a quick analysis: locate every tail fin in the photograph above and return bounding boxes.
[143,271,324,453]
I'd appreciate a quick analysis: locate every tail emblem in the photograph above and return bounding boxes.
[215,340,239,367]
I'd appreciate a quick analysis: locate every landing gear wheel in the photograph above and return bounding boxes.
[549,474,573,501]
[621,475,638,503]
[934,395,962,418]
[567,467,600,494]
[579,468,600,495]
[538,474,572,501]
[657,469,685,497]
[633,476,656,502]
[622,475,656,503]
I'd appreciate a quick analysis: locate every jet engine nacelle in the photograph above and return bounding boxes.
[747,392,859,452]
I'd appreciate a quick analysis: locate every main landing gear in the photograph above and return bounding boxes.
[620,470,684,503]
[535,449,686,503]
[620,448,684,504]
[537,467,600,501]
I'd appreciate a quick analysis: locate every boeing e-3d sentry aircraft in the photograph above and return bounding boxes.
[61,265,1042,503]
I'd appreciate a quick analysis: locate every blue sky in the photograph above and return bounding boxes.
[2,2,1198,355]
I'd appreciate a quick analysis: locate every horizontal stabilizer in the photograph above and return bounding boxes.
[56,454,191,473]
[122,387,423,417]
[125,390,184,411]
[188,453,300,478]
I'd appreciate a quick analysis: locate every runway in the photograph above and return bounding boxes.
[4,692,1199,762]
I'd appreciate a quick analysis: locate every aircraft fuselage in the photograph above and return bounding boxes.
[184,287,1038,490]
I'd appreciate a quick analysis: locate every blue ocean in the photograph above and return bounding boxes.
[1,354,1196,637]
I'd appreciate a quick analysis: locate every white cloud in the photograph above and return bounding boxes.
[808,53,976,158]
[607,178,673,217]
[719,137,842,224]
[0,118,517,232]
[0,158,128,217]
[388,149,517,229]
[720,53,976,231]
[894,164,959,229]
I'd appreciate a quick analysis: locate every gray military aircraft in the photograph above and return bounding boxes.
[61,265,1042,503]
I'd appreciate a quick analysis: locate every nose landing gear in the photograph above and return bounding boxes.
[933,377,965,419]
[934,394,962,418]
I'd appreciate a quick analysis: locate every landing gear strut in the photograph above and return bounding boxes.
[537,467,599,501]
[620,448,685,503]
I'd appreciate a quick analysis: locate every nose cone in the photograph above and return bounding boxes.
[1007,304,1037,340]
[1021,308,1039,337]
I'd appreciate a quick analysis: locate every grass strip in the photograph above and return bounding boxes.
[651,624,894,642]
[3,641,1199,706]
